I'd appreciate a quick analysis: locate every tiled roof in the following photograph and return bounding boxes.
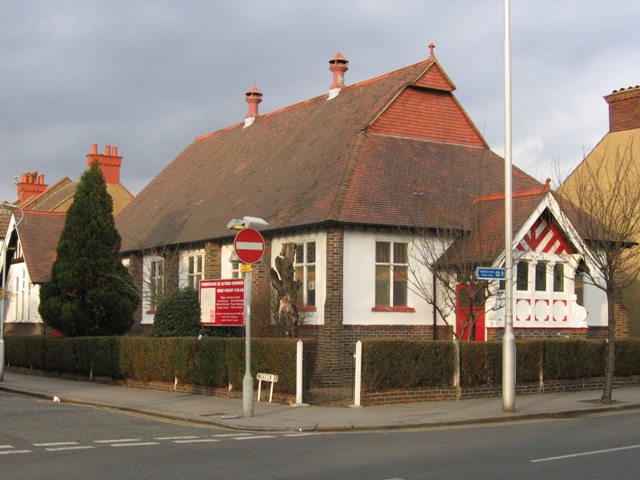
[20,177,75,211]
[14,210,66,283]
[20,177,133,216]
[116,55,542,252]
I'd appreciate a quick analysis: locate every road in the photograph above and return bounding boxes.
[1,390,639,479]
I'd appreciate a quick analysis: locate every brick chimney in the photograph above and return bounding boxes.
[604,85,640,133]
[328,52,349,100]
[16,171,48,202]
[244,86,263,128]
[86,144,123,184]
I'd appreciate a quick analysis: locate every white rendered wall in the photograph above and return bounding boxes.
[343,229,436,326]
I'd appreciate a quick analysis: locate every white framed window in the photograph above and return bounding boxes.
[145,257,164,312]
[15,270,30,321]
[231,261,247,279]
[187,253,203,289]
[375,241,408,307]
[294,241,316,307]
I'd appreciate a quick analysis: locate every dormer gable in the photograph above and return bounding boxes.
[366,44,487,147]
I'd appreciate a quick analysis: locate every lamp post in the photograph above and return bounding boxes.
[502,0,516,412]
[227,216,268,418]
[1,204,24,381]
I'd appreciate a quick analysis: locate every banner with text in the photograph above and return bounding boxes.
[199,278,245,326]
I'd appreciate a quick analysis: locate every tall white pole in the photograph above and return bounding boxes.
[243,268,254,417]
[502,0,516,412]
[0,237,7,381]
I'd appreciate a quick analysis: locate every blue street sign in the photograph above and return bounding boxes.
[474,267,506,280]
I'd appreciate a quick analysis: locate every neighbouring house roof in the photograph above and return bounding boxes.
[12,211,66,283]
[116,50,542,252]
[20,177,133,216]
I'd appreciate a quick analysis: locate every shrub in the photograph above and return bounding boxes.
[152,287,201,337]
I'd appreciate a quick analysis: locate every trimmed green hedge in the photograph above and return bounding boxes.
[6,336,639,394]
[5,335,314,394]
[361,338,640,391]
[362,340,454,390]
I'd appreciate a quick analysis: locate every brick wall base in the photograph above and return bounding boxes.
[4,323,44,335]
[361,374,640,406]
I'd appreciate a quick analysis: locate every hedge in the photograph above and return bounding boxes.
[5,335,312,394]
[361,338,640,391]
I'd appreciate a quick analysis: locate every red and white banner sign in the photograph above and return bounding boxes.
[199,279,245,326]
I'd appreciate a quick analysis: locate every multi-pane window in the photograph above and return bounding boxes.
[574,271,585,306]
[375,241,408,307]
[516,262,528,291]
[186,254,203,289]
[15,270,30,321]
[535,262,547,292]
[295,242,316,307]
[231,261,247,279]
[147,258,164,311]
[553,264,564,292]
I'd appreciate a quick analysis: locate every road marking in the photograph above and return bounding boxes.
[46,446,95,452]
[173,439,220,444]
[95,439,142,444]
[1,445,15,449]
[212,433,253,437]
[155,436,200,440]
[111,442,160,447]
[283,433,322,437]
[0,449,32,455]
[531,444,640,463]
[33,442,79,447]
[233,435,276,441]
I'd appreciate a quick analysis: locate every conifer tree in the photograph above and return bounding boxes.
[39,161,138,336]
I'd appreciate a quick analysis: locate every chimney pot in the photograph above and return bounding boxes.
[92,144,98,154]
[328,52,349,99]
[105,145,112,156]
[244,85,263,127]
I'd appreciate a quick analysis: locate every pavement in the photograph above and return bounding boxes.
[2,371,640,432]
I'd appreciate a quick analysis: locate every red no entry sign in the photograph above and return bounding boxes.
[234,228,265,264]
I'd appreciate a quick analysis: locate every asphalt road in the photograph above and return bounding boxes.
[2,390,639,479]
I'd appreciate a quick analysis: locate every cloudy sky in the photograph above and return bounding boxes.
[1,0,638,204]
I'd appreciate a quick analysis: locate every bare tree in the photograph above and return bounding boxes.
[270,242,301,337]
[557,139,640,404]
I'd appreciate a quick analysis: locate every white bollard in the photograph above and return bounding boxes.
[295,340,303,405]
[353,341,362,407]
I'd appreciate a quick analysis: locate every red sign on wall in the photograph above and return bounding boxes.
[199,279,245,326]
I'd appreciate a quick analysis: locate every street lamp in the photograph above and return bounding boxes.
[1,203,24,381]
[227,216,268,417]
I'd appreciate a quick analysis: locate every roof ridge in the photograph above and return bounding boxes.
[475,178,551,203]
[194,58,435,143]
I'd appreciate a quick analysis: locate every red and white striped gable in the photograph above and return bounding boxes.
[517,216,571,254]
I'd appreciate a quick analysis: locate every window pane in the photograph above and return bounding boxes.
[295,266,304,304]
[553,264,564,292]
[393,243,407,264]
[575,273,584,306]
[197,255,203,272]
[188,256,194,273]
[393,266,408,306]
[376,242,390,263]
[307,265,316,306]
[375,265,390,306]
[295,244,304,264]
[516,262,528,291]
[535,263,547,291]
[307,242,316,263]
